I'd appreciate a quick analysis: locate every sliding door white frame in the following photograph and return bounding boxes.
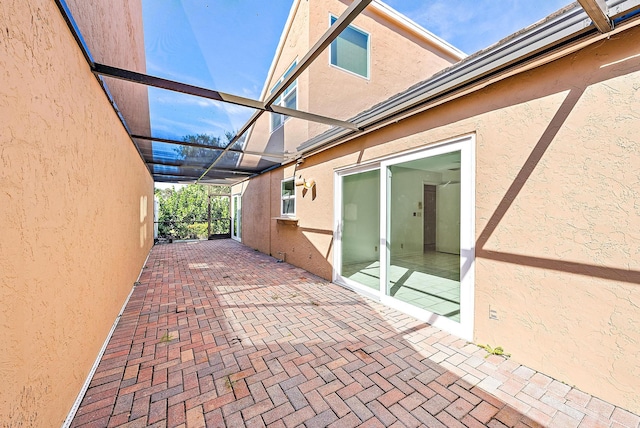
[333,134,475,340]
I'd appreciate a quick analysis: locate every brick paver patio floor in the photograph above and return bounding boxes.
[71,240,639,428]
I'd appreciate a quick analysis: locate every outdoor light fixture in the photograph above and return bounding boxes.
[295,175,316,189]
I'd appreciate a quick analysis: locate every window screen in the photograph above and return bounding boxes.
[330,16,369,78]
[281,178,295,216]
[270,61,297,131]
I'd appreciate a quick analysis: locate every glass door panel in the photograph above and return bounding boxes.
[340,170,380,290]
[386,151,462,322]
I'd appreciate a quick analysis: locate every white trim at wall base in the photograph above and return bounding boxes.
[335,276,382,302]
[381,295,471,340]
[62,250,152,428]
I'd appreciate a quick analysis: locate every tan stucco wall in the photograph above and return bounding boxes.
[0,0,154,425]
[65,0,151,137]
[237,24,640,413]
[306,0,460,139]
[241,0,310,169]
[241,0,459,168]
[233,175,272,255]
[233,163,335,278]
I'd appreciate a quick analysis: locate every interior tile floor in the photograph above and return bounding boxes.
[342,251,461,321]
[71,240,639,427]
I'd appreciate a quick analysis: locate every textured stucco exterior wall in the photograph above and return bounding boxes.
[0,0,154,425]
[238,24,640,413]
[65,0,150,137]
[242,0,310,169]
[241,0,459,168]
[234,175,272,255]
[306,0,460,139]
[470,32,640,413]
[232,160,335,280]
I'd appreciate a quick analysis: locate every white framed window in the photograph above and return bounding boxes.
[329,15,370,78]
[281,177,296,216]
[232,193,241,241]
[270,61,297,131]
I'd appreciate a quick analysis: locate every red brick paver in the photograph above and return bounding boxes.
[72,240,639,427]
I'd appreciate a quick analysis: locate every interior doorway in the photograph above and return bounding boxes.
[423,184,436,252]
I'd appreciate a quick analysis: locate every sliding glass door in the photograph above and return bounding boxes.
[335,168,380,296]
[335,136,474,339]
[384,151,462,321]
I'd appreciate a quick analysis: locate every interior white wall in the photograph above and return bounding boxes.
[389,166,462,256]
[341,170,380,264]
[436,182,461,254]
[389,167,441,255]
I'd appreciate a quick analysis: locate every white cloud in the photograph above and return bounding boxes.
[240,85,261,100]
[411,1,476,44]
[145,59,213,88]
[151,117,220,137]
[391,0,571,54]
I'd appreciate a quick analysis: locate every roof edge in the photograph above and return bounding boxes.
[369,0,467,60]
[259,0,302,102]
[260,0,467,101]
[295,0,640,156]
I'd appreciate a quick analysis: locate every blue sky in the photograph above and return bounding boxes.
[386,0,570,55]
[143,0,570,151]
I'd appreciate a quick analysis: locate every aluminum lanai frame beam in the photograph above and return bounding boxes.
[130,134,288,159]
[296,0,640,161]
[54,0,155,180]
[54,0,94,67]
[197,0,373,182]
[153,172,237,180]
[92,63,358,130]
[577,0,613,32]
[204,109,269,177]
[54,0,305,184]
[264,0,373,107]
[153,172,204,179]
[147,161,256,175]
